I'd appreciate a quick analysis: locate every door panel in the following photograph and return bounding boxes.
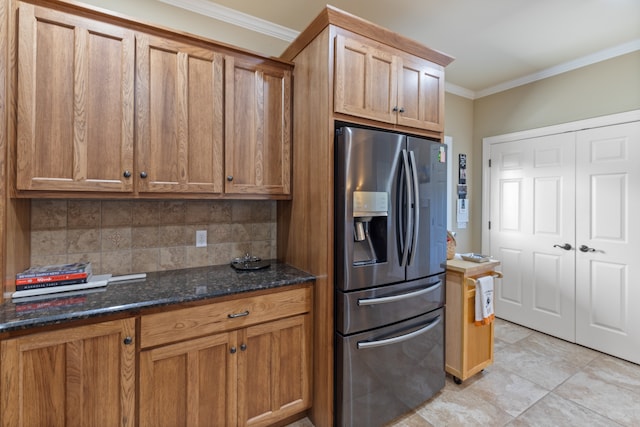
[334,127,405,291]
[135,34,223,193]
[334,34,397,124]
[575,121,640,364]
[16,4,134,192]
[490,133,576,340]
[406,137,447,280]
[397,55,444,131]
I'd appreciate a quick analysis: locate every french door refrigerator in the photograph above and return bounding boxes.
[334,124,448,427]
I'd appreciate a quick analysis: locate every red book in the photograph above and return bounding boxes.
[15,272,89,286]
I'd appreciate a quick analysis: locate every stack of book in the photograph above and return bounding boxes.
[15,262,93,292]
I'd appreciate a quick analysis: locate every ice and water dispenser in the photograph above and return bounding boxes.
[352,191,388,266]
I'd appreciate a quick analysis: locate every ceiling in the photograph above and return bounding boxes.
[162,0,640,99]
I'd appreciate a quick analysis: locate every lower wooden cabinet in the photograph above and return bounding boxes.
[139,286,312,427]
[0,287,311,427]
[239,315,311,426]
[139,331,235,426]
[0,318,136,427]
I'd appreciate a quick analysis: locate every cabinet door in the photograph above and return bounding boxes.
[334,34,397,124]
[136,34,224,193]
[238,314,311,427]
[0,318,135,427]
[16,3,135,192]
[139,331,236,427]
[225,56,291,196]
[397,55,445,132]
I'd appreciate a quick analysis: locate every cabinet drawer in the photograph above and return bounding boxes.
[140,286,311,348]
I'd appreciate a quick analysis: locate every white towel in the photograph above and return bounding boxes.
[475,276,495,326]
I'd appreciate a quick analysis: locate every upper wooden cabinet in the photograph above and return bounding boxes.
[12,1,292,198]
[16,3,135,192]
[225,56,292,196]
[135,34,224,194]
[0,318,136,427]
[334,33,445,132]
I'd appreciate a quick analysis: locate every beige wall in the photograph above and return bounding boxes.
[456,51,640,252]
[444,93,474,253]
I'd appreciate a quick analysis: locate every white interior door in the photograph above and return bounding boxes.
[575,121,640,364]
[489,133,576,341]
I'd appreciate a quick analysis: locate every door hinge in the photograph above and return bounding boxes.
[488,159,492,167]
[488,221,491,230]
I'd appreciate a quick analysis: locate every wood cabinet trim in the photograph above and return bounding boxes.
[281,5,454,67]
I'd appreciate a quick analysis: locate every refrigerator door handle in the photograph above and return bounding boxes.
[408,150,420,266]
[357,281,443,306]
[400,149,413,267]
[357,315,442,349]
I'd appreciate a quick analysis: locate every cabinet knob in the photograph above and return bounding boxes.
[227,175,233,181]
[123,170,131,178]
[123,336,133,345]
[398,107,405,113]
[230,346,237,354]
[240,343,247,351]
[140,171,148,179]
[392,106,398,112]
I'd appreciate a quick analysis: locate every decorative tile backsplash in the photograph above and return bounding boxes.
[30,199,277,276]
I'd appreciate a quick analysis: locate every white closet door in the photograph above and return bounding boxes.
[490,133,576,341]
[575,121,640,364]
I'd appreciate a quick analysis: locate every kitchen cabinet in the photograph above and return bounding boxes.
[0,318,136,427]
[225,56,292,196]
[135,33,224,194]
[445,259,502,383]
[334,32,445,132]
[12,1,291,199]
[139,286,311,427]
[15,2,135,192]
[278,7,453,426]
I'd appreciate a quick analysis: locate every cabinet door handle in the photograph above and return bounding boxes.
[140,171,148,179]
[227,175,234,181]
[228,310,250,319]
[240,343,247,351]
[123,170,131,178]
[398,107,405,113]
[123,336,133,345]
[230,346,237,354]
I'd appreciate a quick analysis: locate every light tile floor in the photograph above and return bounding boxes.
[288,318,640,426]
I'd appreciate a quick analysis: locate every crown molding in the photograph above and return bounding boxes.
[159,0,639,101]
[158,0,299,41]
[474,38,640,99]
[445,82,475,100]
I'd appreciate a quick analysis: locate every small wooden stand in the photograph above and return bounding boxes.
[445,259,502,383]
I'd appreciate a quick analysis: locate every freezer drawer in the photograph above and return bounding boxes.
[336,274,444,335]
[335,308,445,427]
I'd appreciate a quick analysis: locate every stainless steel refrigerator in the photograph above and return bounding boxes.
[334,125,447,427]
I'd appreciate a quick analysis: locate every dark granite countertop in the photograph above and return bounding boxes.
[0,261,314,334]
